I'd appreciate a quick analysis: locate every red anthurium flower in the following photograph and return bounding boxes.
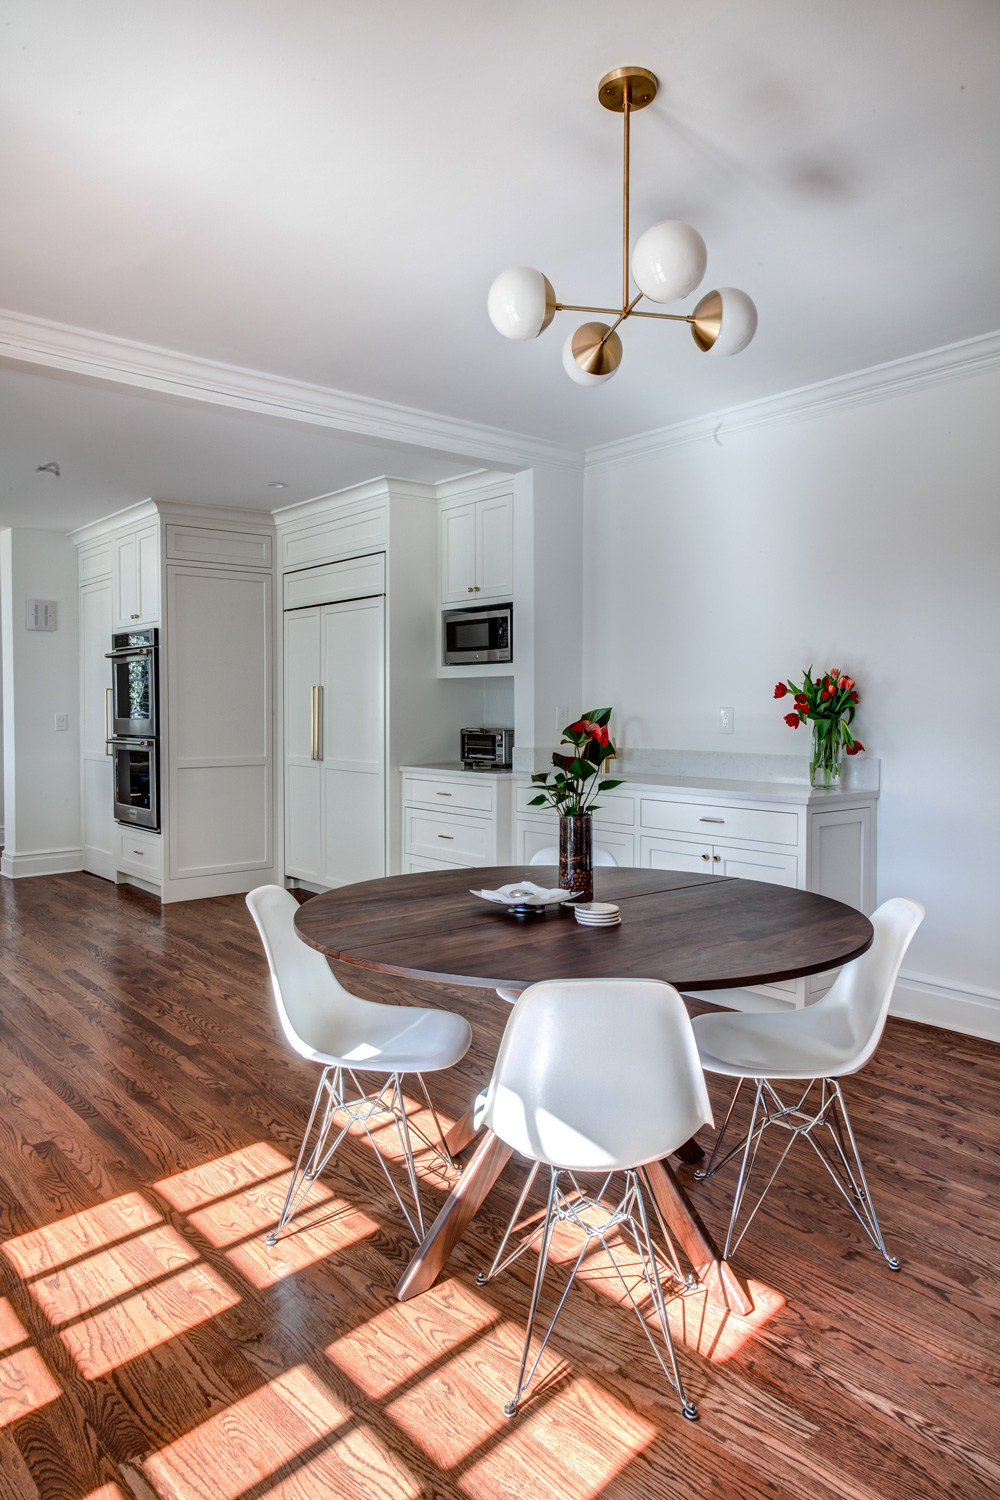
[784,712,801,728]
[565,719,590,736]
[773,683,788,699]
[589,722,609,746]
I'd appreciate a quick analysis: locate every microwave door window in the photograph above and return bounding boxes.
[454,620,492,650]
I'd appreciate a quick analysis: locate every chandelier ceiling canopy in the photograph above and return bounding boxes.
[487,66,758,386]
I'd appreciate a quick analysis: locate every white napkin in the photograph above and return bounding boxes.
[471,881,573,907]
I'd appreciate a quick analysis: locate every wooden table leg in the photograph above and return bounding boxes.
[443,1102,480,1158]
[394,1129,513,1301]
[641,1159,753,1316]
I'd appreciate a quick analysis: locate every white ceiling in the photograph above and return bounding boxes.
[1,0,999,526]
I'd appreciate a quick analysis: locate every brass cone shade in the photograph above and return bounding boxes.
[570,321,624,376]
[691,289,723,352]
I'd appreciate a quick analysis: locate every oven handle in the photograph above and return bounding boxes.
[105,689,113,755]
[105,647,155,659]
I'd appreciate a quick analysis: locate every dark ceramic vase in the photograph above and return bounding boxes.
[559,813,593,903]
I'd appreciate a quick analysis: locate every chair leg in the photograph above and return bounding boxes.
[504,1166,560,1418]
[694,1076,747,1181]
[805,1080,900,1269]
[266,1066,352,1246]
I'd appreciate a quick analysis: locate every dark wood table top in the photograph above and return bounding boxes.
[295,866,873,991]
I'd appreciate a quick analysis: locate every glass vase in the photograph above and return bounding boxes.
[810,718,845,789]
[559,812,593,903]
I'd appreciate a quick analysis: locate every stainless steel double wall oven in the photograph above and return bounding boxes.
[106,628,160,830]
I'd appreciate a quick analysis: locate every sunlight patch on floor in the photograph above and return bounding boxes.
[29,1225,201,1327]
[458,1374,656,1500]
[154,1142,292,1214]
[0,1298,29,1354]
[2,1193,162,1278]
[326,1280,498,1399]
[80,1486,130,1500]
[59,1261,240,1378]
[142,1363,418,1500]
[0,1346,62,1428]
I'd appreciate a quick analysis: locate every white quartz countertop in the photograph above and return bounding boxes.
[400,763,876,802]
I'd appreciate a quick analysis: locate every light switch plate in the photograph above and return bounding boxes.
[26,599,57,631]
[720,707,734,734]
[54,713,69,732]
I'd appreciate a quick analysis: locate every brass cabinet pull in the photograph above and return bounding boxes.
[467,586,475,593]
[310,686,324,761]
[436,791,452,797]
[105,688,114,754]
[701,853,710,861]
[713,854,721,862]
[437,834,454,840]
[133,849,144,856]
[473,585,481,591]
[699,816,724,823]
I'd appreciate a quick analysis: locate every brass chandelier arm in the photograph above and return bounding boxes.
[631,310,695,323]
[555,303,622,316]
[623,81,631,311]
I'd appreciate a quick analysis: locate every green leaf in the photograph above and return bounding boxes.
[599,778,624,790]
[592,707,613,727]
[530,772,548,784]
[526,794,547,806]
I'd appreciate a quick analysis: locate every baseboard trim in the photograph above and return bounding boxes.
[891,973,1000,1044]
[1,847,84,879]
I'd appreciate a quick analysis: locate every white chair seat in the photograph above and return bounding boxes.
[293,993,471,1074]
[692,1003,873,1081]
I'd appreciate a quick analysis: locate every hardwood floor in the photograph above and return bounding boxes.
[0,872,997,1500]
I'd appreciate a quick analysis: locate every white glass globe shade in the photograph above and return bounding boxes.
[561,327,620,386]
[487,266,556,340]
[630,220,707,304]
[702,286,758,356]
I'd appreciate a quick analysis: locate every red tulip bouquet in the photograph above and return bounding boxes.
[774,669,863,787]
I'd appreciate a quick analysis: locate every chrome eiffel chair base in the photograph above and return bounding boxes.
[266,1066,457,1247]
[477,1163,699,1422]
[695,1076,900,1268]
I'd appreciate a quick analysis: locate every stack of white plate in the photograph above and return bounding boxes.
[573,902,621,928]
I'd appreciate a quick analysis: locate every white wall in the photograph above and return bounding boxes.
[0,529,82,876]
[583,367,1000,1037]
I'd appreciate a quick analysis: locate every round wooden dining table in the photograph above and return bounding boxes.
[295,865,874,1315]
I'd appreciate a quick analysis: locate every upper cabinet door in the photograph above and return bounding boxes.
[136,526,160,623]
[112,525,160,628]
[114,533,139,627]
[476,494,513,599]
[440,504,478,603]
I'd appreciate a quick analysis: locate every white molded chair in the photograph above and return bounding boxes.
[246,886,472,1245]
[495,847,620,1006]
[475,978,713,1421]
[691,897,925,1268]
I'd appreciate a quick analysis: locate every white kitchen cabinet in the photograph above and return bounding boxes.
[641,834,797,886]
[284,567,386,889]
[74,500,277,902]
[439,491,513,604]
[400,766,512,869]
[113,524,159,628]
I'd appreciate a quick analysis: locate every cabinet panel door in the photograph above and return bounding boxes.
[440,504,477,603]
[640,834,714,874]
[284,607,322,882]
[136,527,160,623]
[476,495,513,599]
[80,578,115,871]
[713,844,797,886]
[515,820,559,865]
[807,807,872,912]
[321,596,385,887]
[114,534,138,627]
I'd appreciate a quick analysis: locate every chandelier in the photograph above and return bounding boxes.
[487,66,758,385]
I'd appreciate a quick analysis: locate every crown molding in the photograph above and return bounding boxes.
[70,496,275,544]
[0,307,582,472]
[585,329,1000,468]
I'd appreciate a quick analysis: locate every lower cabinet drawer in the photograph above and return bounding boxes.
[640,797,799,847]
[403,854,466,873]
[403,775,494,813]
[118,829,162,878]
[404,808,494,865]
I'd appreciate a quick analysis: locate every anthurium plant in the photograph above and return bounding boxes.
[527,708,624,815]
[774,668,864,786]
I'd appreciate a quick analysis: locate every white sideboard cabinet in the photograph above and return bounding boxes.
[514,775,877,1007]
[73,501,277,903]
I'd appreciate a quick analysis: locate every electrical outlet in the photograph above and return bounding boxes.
[719,707,734,735]
[54,713,69,732]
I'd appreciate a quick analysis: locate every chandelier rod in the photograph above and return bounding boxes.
[623,80,631,312]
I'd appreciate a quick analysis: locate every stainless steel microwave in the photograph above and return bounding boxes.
[443,604,512,665]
